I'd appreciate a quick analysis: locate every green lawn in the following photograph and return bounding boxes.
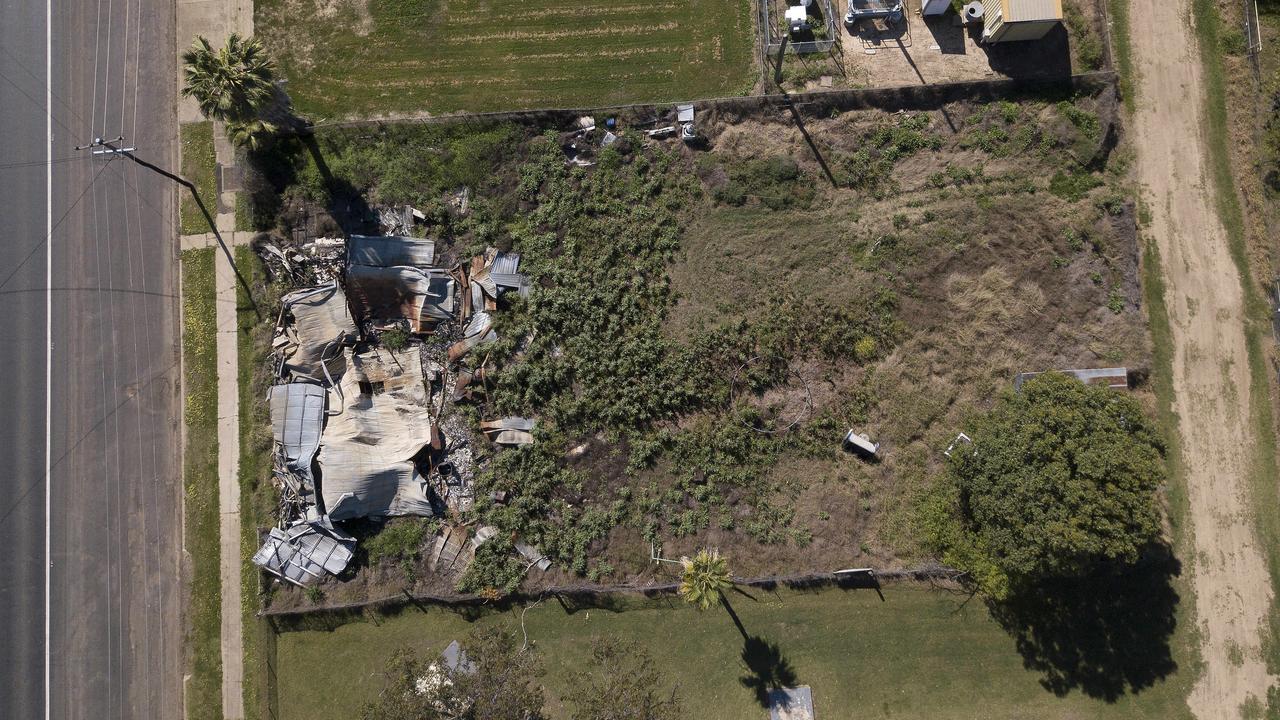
[255,0,756,119]
[181,248,222,720]
[276,585,1193,719]
[179,122,218,235]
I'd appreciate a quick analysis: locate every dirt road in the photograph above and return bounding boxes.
[1128,0,1278,716]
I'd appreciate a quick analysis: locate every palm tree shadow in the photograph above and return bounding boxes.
[740,635,799,707]
[721,595,799,707]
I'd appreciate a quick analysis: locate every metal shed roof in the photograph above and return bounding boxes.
[1003,0,1062,22]
[252,521,355,586]
[348,235,436,267]
[346,265,456,332]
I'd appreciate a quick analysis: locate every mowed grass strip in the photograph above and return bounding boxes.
[276,586,1191,720]
[256,0,754,119]
[180,122,218,236]
[181,247,222,720]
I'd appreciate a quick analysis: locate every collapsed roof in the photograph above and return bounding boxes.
[277,282,357,379]
[345,235,455,333]
[268,382,327,503]
[319,347,437,520]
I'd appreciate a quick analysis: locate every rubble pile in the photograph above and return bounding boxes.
[251,210,553,589]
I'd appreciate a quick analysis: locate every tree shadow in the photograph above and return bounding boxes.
[721,595,800,707]
[740,635,800,707]
[987,545,1181,701]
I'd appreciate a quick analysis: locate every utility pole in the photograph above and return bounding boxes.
[76,136,261,318]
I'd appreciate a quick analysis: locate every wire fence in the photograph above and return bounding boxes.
[761,0,841,54]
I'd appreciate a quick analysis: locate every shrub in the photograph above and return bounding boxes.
[925,373,1164,598]
[1048,170,1103,201]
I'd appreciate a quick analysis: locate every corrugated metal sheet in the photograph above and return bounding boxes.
[252,521,355,586]
[346,265,456,332]
[317,347,437,520]
[268,383,326,476]
[490,251,521,276]
[281,283,357,378]
[348,235,436,267]
[1005,0,1060,23]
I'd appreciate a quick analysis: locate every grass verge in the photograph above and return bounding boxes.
[181,247,222,720]
[255,0,755,119]
[237,246,282,720]
[180,122,218,235]
[1190,0,1280,706]
[1107,0,1135,111]
[275,585,1193,720]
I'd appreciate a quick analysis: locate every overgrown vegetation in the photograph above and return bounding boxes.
[181,248,222,720]
[251,88,1136,602]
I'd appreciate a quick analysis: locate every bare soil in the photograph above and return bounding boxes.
[1128,0,1279,713]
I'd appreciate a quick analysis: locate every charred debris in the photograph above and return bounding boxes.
[252,210,540,588]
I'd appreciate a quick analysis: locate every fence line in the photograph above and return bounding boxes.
[262,564,967,622]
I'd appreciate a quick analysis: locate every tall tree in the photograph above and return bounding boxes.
[362,627,544,720]
[181,34,279,146]
[927,372,1165,598]
[678,548,732,610]
[564,637,681,720]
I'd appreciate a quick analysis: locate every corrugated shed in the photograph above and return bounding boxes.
[1004,0,1061,22]
[280,283,357,378]
[348,235,436,267]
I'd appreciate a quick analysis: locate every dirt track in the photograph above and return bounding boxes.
[1128,0,1278,716]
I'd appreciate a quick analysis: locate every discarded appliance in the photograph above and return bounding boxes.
[676,103,698,142]
[785,4,810,33]
[962,0,984,22]
[480,416,536,446]
[920,0,949,15]
[1013,367,1129,391]
[252,517,356,586]
[842,429,880,460]
[979,0,1061,41]
[644,126,677,139]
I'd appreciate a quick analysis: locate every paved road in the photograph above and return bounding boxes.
[0,0,183,717]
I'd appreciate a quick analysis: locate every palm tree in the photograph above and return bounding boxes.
[181,34,277,125]
[225,118,278,152]
[679,549,732,610]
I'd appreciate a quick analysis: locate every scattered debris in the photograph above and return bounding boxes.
[480,417,536,446]
[252,516,356,586]
[943,432,973,458]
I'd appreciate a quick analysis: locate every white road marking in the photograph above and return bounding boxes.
[44,0,53,714]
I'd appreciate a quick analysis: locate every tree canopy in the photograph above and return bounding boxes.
[181,34,280,147]
[361,627,543,720]
[678,548,732,610]
[927,372,1165,598]
[565,637,682,720]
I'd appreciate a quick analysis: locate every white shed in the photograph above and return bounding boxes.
[980,0,1062,42]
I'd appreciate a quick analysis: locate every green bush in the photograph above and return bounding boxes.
[924,373,1164,598]
[1048,170,1103,201]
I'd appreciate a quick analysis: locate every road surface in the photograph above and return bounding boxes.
[0,0,183,716]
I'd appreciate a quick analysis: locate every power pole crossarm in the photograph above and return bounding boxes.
[78,136,261,319]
